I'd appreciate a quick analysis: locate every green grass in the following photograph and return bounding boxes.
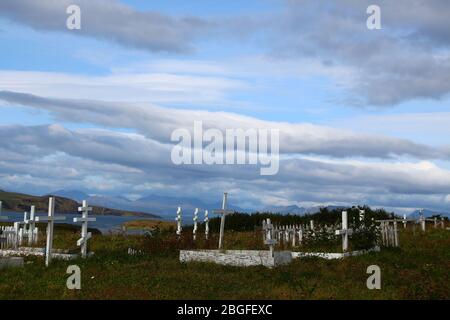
[0,228,448,299]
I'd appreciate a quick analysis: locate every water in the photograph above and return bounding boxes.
[0,211,163,233]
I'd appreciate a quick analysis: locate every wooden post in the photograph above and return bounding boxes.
[393,220,399,247]
[204,210,209,240]
[213,192,233,250]
[192,208,198,241]
[335,211,353,252]
[175,207,182,236]
[35,197,66,266]
[27,206,36,245]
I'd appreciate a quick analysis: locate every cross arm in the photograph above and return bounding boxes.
[335,228,353,235]
[73,217,96,223]
[77,232,92,246]
[35,216,66,222]
[78,206,93,212]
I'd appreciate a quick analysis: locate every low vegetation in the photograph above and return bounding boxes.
[0,219,448,299]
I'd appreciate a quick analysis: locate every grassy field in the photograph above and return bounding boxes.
[0,227,449,300]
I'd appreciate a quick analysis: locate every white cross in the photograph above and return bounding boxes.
[18,211,30,245]
[26,206,38,245]
[213,192,234,250]
[0,201,8,220]
[310,220,314,231]
[417,208,426,231]
[192,208,199,240]
[335,211,353,252]
[297,226,303,244]
[73,200,96,258]
[175,207,182,236]
[204,210,209,240]
[263,218,277,257]
[35,197,66,266]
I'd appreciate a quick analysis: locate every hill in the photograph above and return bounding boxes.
[0,190,160,218]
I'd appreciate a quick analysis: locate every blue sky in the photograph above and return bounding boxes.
[1,0,450,214]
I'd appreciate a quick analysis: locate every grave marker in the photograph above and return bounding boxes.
[35,197,66,266]
[335,211,353,252]
[19,211,29,245]
[213,192,234,250]
[175,207,182,236]
[419,209,426,231]
[263,218,277,257]
[73,200,96,258]
[193,208,198,241]
[204,210,209,240]
[26,206,38,245]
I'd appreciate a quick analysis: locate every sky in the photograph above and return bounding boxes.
[0,0,450,214]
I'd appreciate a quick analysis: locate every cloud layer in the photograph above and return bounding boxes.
[0,0,208,53]
[1,91,450,212]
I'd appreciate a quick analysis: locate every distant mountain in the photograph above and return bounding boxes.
[52,189,90,202]
[261,204,346,215]
[129,194,249,218]
[408,209,450,219]
[0,190,160,218]
[262,205,315,215]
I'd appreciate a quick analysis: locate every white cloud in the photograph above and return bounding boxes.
[0,91,443,160]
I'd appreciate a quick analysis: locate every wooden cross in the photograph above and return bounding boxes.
[26,205,38,245]
[192,208,199,240]
[402,214,407,229]
[175,207,182,236]
[213,192,234,250]
[419,209,426,231]
[297,226,303,244]
[204,210,209,240]
[19,211,30,244]
[335,211,353,252]
[35,197,66,266]
[0,201,8,220]
[73,200,96,258]
[263,218,277,257]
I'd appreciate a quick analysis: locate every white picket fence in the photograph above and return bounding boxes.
[263,222,341,247]
[0,224,39,250]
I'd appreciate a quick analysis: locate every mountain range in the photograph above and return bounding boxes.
[5,189,449,219]
[0,189,160,218]
[52,189,249,218]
